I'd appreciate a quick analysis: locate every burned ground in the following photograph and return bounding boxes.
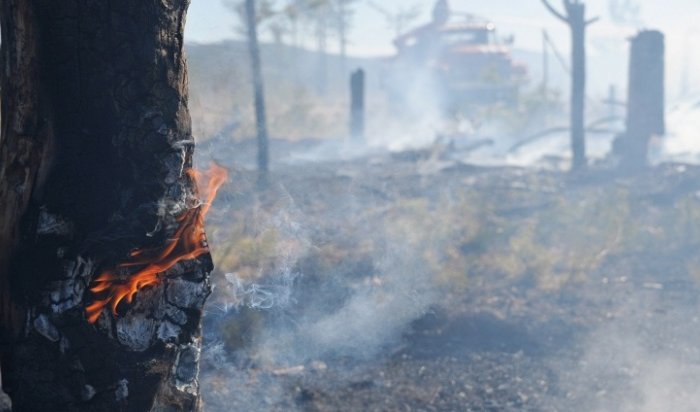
[197,139,700,412]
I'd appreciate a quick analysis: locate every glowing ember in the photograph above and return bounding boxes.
[86,163,228,324]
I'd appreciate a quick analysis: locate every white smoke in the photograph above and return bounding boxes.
[659,95,700,164]
[224,269,298,311]
[551,290,700,412]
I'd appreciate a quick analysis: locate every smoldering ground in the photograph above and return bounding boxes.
[194,136,700,411]
[186,4,700,409]
[552,292,700,412]
[188,42,700,410]
[198,172,441,411]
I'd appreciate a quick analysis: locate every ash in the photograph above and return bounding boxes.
[197,139,700,412]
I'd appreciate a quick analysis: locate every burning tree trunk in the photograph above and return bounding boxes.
[0,1,225,411]
[245,0,270,182]
[542,0,598,171]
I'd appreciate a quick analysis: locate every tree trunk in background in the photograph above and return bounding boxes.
[542,0,596,171]
[0,1,212,411]
[246,0,270,181]
[338,17,347,78]
[350,69,365,140]
[315,11,329,97]
[569,7,587,170]
[336,0,350,78]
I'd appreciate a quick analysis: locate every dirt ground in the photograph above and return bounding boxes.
[198,138,700,412]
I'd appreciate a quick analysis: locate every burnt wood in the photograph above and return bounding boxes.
[0,1,211,410]
[542,0,598,171]
[350,68,365,140]
[620,30,665,170]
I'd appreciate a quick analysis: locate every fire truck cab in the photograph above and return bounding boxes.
[391,1,527,109]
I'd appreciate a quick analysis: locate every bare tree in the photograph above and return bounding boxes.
[330,0,360,76]
[368,2,423,38]
[283,0,321,48]
[542,0,599,171]
[246,0,271,180]
[276,0,358,89]
[227,0,277,37]
[224,0,272,179]
[0,1,220,410]
[282,1,303,48]
[302,0,332,95]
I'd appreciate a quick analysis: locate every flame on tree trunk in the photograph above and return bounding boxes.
[86,164,228,324]
[0,1,221,411]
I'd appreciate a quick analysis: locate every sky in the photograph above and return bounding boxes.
[186,0,700,99]
[187,0,574,54]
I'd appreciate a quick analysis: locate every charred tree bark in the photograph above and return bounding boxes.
[570,8,586,170]
[542,0,598,171]
[0,0,51,337]
[618,30,665,170]
[0,1,213,411]
[350,69,365,140]
[245,0,270,182]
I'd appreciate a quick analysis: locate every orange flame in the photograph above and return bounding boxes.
[85,162,229,324]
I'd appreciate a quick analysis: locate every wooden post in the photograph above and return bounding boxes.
[622,30,665,169]
[350,68,366,140]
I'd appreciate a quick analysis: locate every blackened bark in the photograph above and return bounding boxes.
[350,69,365,140]
[245,0,270,181]
[0,0,52,336]
[570,8,586,170]
[541,0,596,171]
[0,1,212,411]
[620,30,665,170]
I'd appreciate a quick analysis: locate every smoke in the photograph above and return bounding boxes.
[365,65,447,152]
[551,287,700,412]
[224,269,298,311]
[659,95,700,164]
[200,179,440,410]
[253,241,437,365]
[281,64,449,164]
[213,204,437,365]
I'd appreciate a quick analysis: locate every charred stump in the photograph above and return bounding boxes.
[0,1,216,411]
[617,30,665,170]
[350,68,366,140]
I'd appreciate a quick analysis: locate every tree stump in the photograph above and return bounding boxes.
[619,30,665,170]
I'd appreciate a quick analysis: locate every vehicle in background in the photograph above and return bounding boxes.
[388,0,527,112]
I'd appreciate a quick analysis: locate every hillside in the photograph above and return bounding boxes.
[186,40,385,142]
